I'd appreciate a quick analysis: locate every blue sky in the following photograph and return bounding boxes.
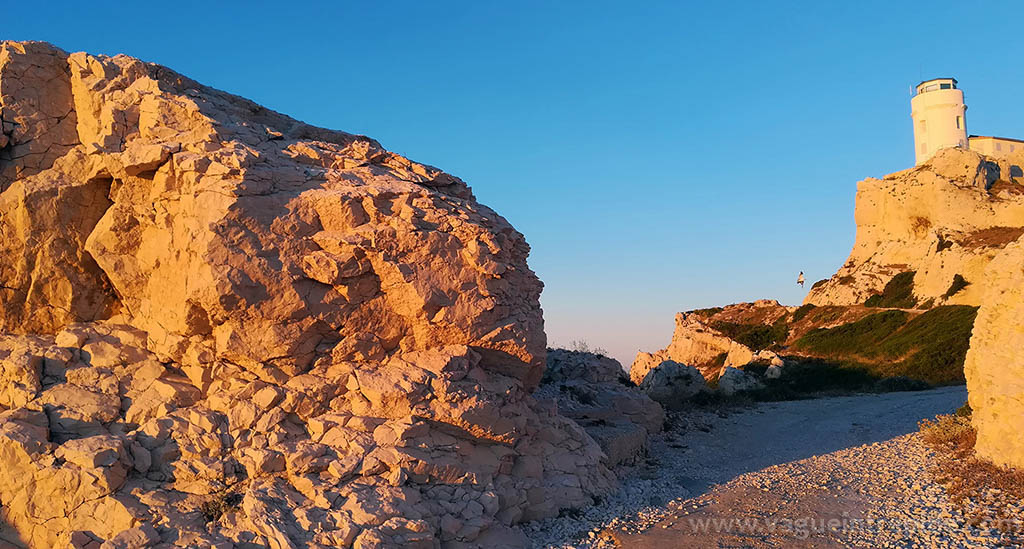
[7,1,1024,366]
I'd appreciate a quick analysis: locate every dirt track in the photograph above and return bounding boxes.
[528,385,1021,548]
[608,386,1019,548]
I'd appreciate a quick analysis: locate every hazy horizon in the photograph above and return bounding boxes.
[9,1,1024,367]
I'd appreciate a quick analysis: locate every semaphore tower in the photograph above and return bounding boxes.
[911,78,967,165]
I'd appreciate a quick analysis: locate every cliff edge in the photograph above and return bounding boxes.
[805,148,1024,308]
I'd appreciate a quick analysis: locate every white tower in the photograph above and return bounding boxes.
[911,78,967,165]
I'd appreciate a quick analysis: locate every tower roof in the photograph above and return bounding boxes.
[916,77,958,87]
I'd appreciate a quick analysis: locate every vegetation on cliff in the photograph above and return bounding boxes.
[792,305,978,385]
[863,271,918,308]
[710,319,789,351]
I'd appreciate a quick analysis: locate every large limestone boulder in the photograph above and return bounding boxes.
[717,367,764,396]
[805,148,1024,308]
[0,41,616,548]
[0,40,545,389]
[634,360,707,409]
[964,236,1024,469]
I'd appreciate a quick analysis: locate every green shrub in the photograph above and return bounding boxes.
[792,304,816,322]
[764,358,880,394]
[748,383,806,402]
[873,376,929,392]
[794,310,909,355]
[690,307,723,318]
[792,306,978,386]
[943,274,970,299]
[866,305,977,385]
[811,306,846,325]
[864,271,917,308]
[712,319,789,351]
[955,402,972,418]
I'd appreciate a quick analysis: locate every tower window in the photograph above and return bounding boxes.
[940,83,952,89]
[996,143,1003,152]
[956,116,962,129]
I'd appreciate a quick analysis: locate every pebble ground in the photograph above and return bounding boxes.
[524,386,1022,548]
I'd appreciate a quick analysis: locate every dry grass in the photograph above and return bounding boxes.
[912,216,933,236]
[919,413,1024,533]
[957,226,1024,249]
[919,414,975,455]
[201,492,243,522]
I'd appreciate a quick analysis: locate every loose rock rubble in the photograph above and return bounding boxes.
[535,350,664,467]
[0,41,617,548]
[525,386,1021,549]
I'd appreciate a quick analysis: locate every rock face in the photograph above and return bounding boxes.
[963,236,1024,469]
[0,41,615,548]
[716,367,764,396]
[805,148,1024,308]
[536,350,664,467]
[631,312,755,382]
[633,360,706,409]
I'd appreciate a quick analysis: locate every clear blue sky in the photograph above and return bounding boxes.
[7,1,1024,366]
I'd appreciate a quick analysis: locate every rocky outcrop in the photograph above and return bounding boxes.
[631,313,755,382]
[537,349,664,467]
[963,236,1024,469]
[634,361,707,409]
[0,40,545,387]
[0,41,614,548]
[699,299,791,326]
[806,148,1024,308]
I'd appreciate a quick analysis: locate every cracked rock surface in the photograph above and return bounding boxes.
[0,40,617,548]
[804,148,1024,308]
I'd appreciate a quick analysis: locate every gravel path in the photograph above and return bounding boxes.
[525,386,1023,548]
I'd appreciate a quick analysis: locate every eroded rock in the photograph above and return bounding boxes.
[964,236,1024,469]
[631,312,756,382]
[0,40,615,548]
[537,349,664,466]
[805,148,1024,308]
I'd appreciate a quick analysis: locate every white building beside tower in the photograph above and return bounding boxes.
[911,78,1023,165]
